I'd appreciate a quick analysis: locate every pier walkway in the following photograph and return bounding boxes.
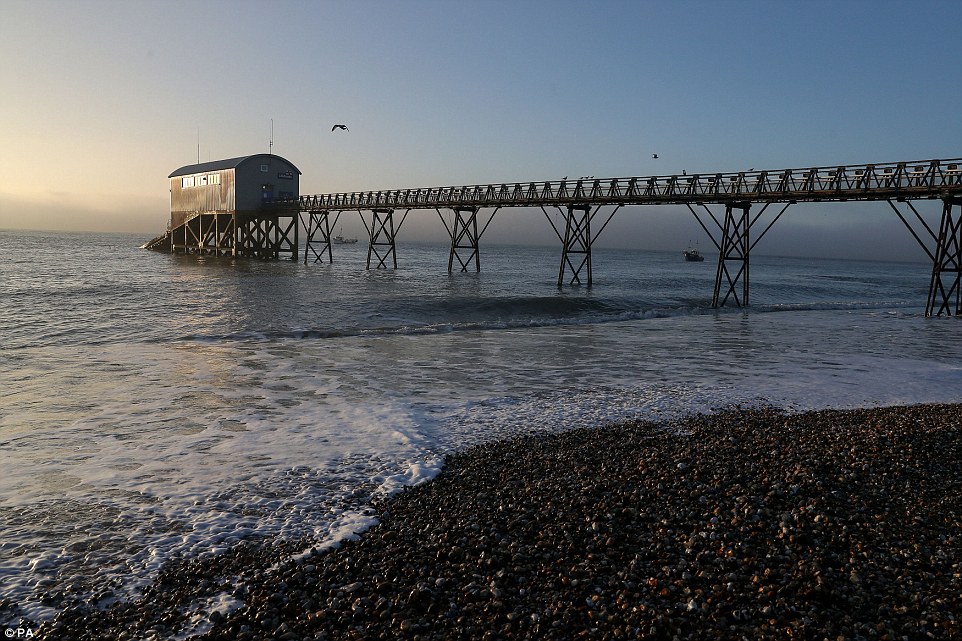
[265,157,962,316]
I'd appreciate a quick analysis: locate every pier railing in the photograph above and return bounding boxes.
[273,158,962,212]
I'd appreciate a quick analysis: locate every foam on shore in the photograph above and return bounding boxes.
[38,403,962,640]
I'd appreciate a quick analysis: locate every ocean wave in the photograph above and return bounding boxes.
[760,300,922,313]
[166,298,922,345]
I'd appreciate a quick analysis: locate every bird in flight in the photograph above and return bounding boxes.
[652,153,659,159]
[332,124,349,131]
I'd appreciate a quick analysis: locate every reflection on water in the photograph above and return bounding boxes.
[0,231,955,624]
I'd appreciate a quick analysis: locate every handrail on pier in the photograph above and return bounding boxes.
[270,157,962,214]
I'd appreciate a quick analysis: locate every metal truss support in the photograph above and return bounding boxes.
[171,213,237,256]
[542,204,622,286]
[237,216,267,259]
[235,216,259,258]
[361,208,409,269]
[687,200,793,307]
[274,215,298,261]
[926,197,962,316]
[713,202,752,307]
[235,215,298,260]
[887,197,962,316]
[203,213,236,256]
[170,213,299,260]
[219,214,237,256]
[174,214,201,254]
[438,206,499,273]
[302,210,339,264]
[560,204,592,285]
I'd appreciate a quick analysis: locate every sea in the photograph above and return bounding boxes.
[2,229,961,632]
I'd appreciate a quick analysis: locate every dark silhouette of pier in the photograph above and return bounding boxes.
[155,157,962,316]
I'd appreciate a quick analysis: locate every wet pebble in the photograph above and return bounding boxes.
[35,404,962,640]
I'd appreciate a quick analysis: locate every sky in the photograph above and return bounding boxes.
[1,0,960,260]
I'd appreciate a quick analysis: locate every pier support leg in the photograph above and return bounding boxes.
[236,216,264,258]
[198,214,215,254]
[558,204,592,286]
[168,212,290,259]
[303,210,335,264]
[926,197,962,316]
[235,215,295,260]
[236,215,254,257]
[261,218,275,259]
[713,202,752,307]
[438,206,499,273]
[444,207,481,272]
[451,207,480,273]
[204,213,235,256]
[179,215,202,254]
[276,215,298,261]
[365,209,398,269]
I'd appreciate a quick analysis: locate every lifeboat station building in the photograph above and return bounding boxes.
[160,153,301,258]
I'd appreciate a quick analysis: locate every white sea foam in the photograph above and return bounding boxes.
[172,592,244,641]
[1,240,959,630]
[2,315,962,618]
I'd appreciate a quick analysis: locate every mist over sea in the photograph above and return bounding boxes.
[2,229,960,630]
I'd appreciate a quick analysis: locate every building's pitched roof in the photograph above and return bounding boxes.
[168,154,301,178]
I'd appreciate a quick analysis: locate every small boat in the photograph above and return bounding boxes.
[332,227,358,244]
[683,246,705,262]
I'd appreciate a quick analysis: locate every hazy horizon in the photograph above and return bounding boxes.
[0,202,936,265]
[2,0,959,263]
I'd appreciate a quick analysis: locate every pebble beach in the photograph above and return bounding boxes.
[37,403,962,640]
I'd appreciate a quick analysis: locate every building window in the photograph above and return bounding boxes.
[181,173,221,188]
[260,164,269,173]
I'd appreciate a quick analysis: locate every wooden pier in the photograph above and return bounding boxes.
[154,156,962,316]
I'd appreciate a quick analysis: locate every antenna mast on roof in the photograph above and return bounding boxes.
[269,119,273,156]
[197,127,200,164]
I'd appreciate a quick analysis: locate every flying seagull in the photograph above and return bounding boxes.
[652,153,659,159]
[331,124,349,131]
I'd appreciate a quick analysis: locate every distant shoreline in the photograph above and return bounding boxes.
[39,402,962,640]
[0,228,935,265]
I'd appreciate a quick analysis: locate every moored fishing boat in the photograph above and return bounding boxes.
[332,227,358,244]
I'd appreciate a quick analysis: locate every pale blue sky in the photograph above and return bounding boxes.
[1,0,960,258]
